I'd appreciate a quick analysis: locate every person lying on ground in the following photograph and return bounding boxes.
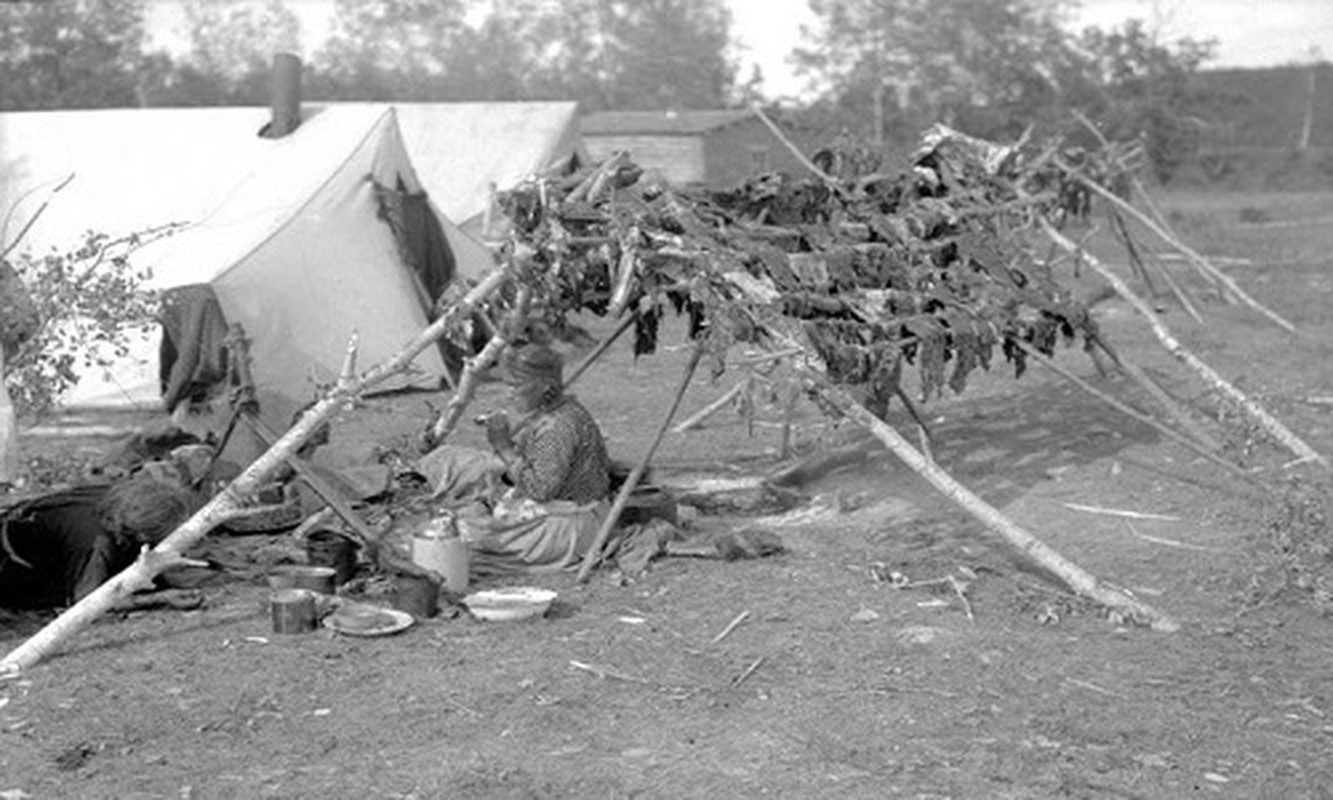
[0,472,203,612]
[414,341,611,575]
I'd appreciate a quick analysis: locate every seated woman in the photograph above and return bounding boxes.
[0,473,200,611]
[414,342,611,575]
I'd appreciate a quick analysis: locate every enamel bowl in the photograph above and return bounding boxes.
[463,587,557,622]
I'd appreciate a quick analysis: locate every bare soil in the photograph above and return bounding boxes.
[3,190,1333,799]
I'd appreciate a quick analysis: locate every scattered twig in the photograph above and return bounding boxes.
[1123,521,1233,553]
[1063,503,1181,522]
[731,656,765,688]
[894,575,975,621]
[1064,677,1123,698]
[443,695,482,717]
[948,575,975,621]
[568,660,650,684]
[673,381,744,433]
[710,610,751,644]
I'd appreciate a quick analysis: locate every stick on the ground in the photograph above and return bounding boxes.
[673,381,744,433]
[577,344,704,583]
[0,267,512,677]
[710,610,750,644]
[731,656,765,687]
[1042,219,1326,468]
[810,378,1181,632]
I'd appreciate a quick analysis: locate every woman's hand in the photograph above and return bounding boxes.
[484,412,514,453]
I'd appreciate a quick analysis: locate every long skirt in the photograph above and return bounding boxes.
[414,445,609,575]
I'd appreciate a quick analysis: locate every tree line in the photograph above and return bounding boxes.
[0,0,1227,181]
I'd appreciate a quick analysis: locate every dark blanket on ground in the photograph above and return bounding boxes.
[0,485,133,609]
[159,284,231,414]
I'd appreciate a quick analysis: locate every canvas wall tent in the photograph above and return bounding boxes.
[390,102,587,240]
[0,103,493,437]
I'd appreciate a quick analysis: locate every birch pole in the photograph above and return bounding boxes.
[0,267,512,677]
[1064,167,1297,333]
[426,284,531,447]
[577,344,704,582]
[672,381,745,433]
[1042,219,1326,468]
[811,377,1181,632]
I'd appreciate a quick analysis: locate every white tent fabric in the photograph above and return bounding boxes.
[391,102,587,239]
[0,104,482,429]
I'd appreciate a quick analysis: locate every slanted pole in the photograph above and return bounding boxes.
[810,377,1181,632]
[1041,219,1326,469]
[577,344,704,582]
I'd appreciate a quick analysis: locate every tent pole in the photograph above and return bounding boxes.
[562,308,638,391]
[577,344,703,583]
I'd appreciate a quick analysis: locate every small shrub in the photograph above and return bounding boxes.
[4,227,173,417]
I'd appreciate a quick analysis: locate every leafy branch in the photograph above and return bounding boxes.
[4,224,184,417]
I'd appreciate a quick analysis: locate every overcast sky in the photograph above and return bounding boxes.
[150,0,1333,100]
[730,0,1331,98]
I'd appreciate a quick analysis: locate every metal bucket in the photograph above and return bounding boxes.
[305,529,358,585]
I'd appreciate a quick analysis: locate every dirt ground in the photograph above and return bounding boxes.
[3,189,1333,799]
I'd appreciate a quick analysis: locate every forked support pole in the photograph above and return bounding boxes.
[811,378,1180,632]
[577,344,704,582]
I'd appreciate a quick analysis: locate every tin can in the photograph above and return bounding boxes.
[270,588,317,634]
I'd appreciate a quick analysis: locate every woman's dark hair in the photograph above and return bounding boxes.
[97,475,196,546]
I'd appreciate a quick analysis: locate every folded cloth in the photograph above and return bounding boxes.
[611,519,682,577]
